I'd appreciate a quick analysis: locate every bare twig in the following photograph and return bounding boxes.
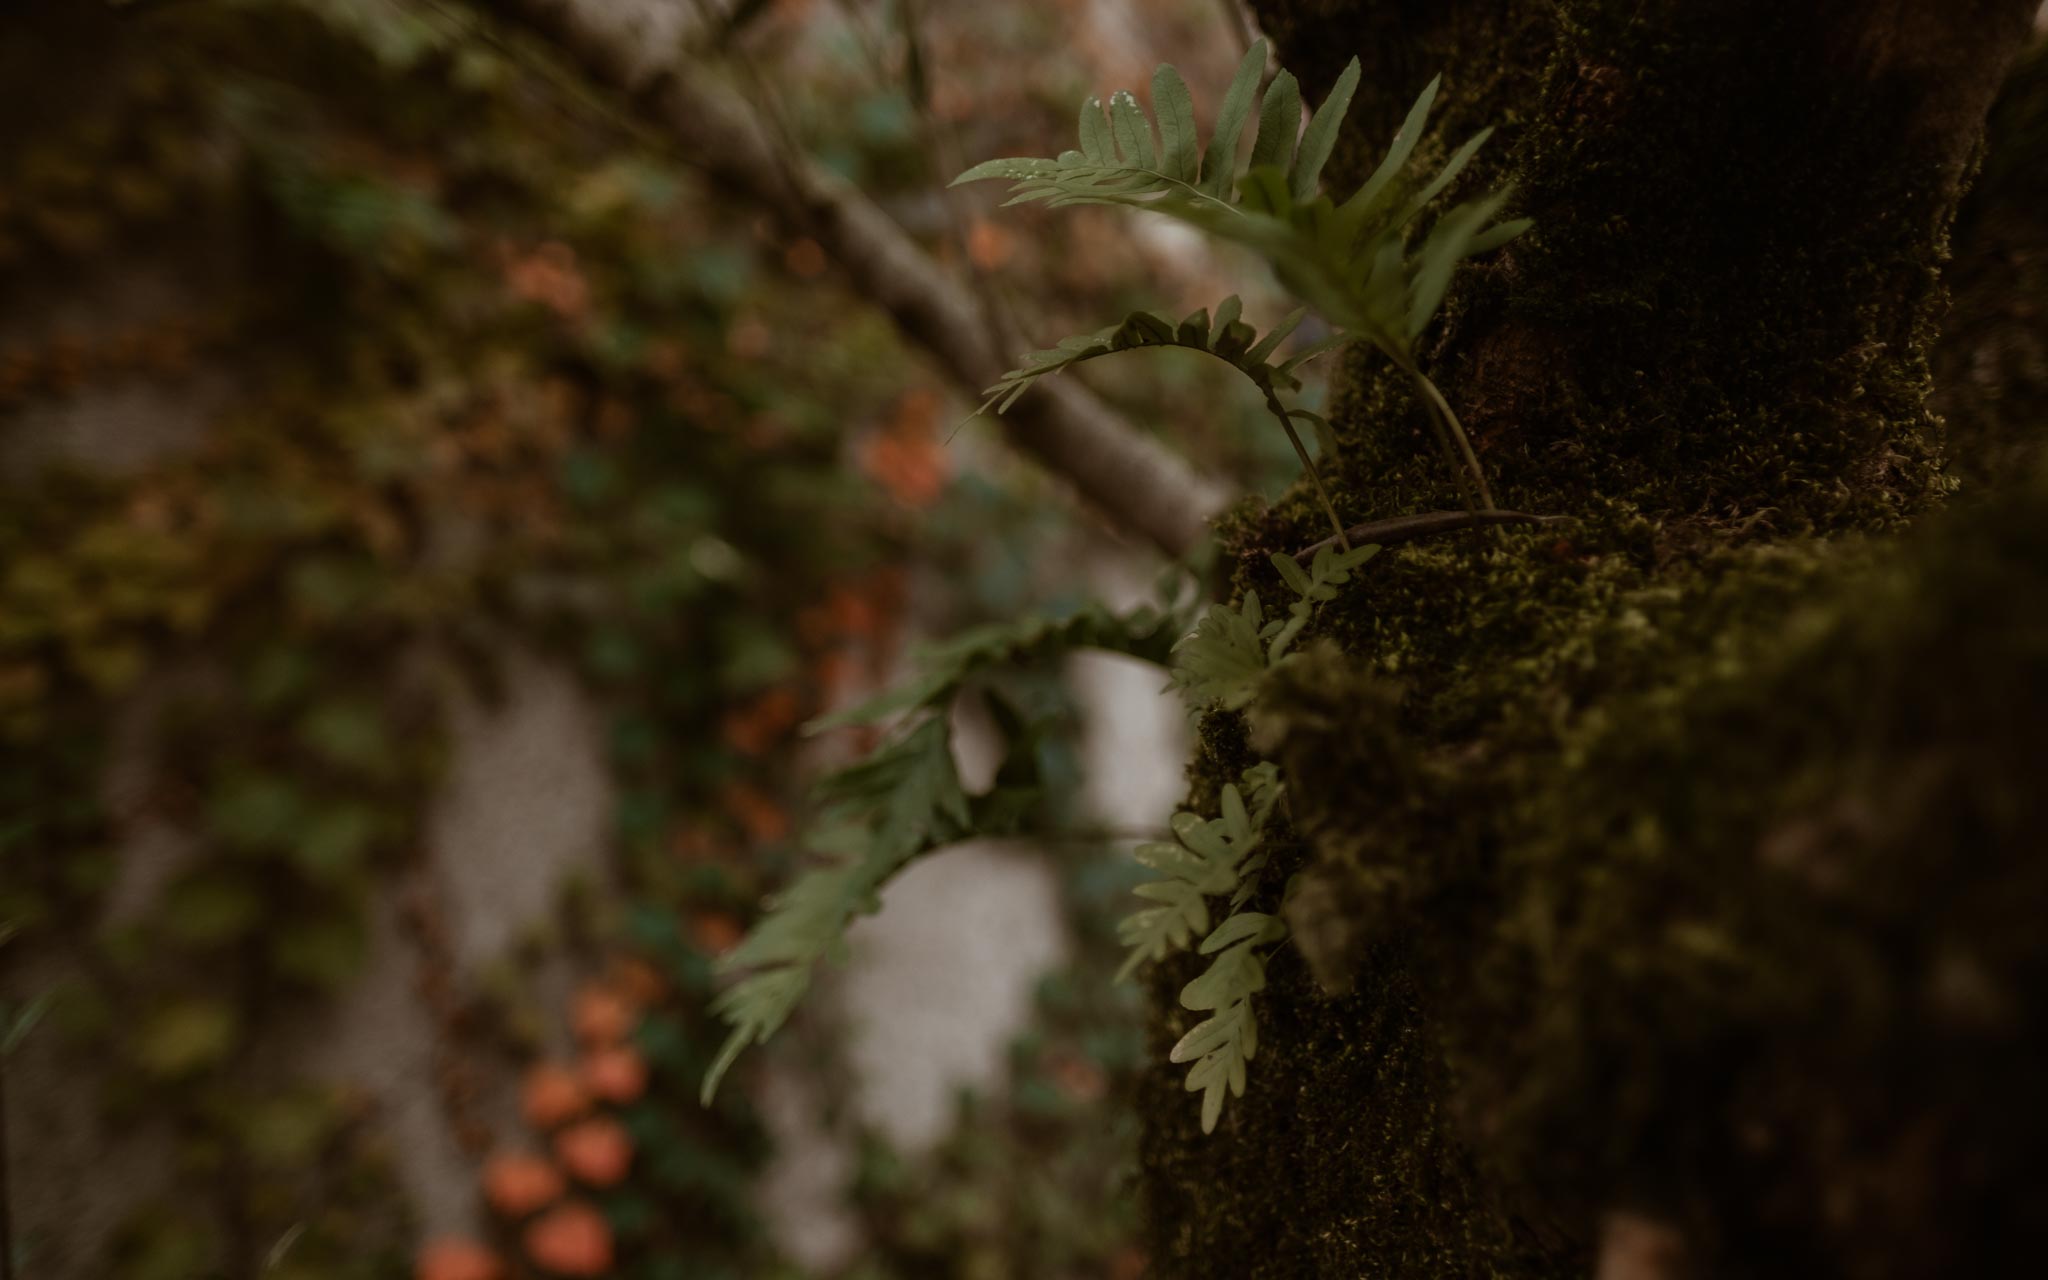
[1295,508,1569,559]
[468,0,1230,557]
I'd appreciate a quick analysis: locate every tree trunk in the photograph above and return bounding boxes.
[1139,3,2046,1276]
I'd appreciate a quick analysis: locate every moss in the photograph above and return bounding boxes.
[1934,39,2048,490]
[1141,2,2037,1275]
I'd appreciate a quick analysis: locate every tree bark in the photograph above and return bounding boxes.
[1140,3,2045,1276]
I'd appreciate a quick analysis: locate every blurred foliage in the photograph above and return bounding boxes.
[0,0,1283,1276]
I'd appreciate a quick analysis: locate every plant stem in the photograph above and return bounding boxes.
[1294,508,1571,558]
[1408,365,1498,511]
[1263,391,1351,548]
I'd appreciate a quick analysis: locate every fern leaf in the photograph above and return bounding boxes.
[1170,908,1287,1132]
[1170,593,1271,710]
[1107,89,1157,168]
[1292,57,1360,201]
[1116,780,1275,981]
[809,598,1183,731]
[1202,39,1267,196]
[976,305,1312,421]
[706,589,1205,1101]
[1079,95,1113,164]
[1152,63,1200,183]
[954,43,1532,528]
[1247,70,1301,174]
[1339,73,1438,231]
[702,719,966,1101]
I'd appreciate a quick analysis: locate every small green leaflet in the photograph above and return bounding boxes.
[1171,910,1288,1132]
[1116,773,1282,981]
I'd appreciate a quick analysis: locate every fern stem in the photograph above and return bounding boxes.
[1262,390,1350,549]
[1407,364,1497,512]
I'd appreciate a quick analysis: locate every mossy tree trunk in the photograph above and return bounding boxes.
[1138,3,2047,1276]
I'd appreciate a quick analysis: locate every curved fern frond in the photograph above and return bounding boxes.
[979,298,1353,543]
[810,594,1187,732]
[978,298,1308,416]
[704,590,1201,1103]
[701,717,967,1103]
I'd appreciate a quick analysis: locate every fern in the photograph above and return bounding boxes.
[978,299,1351,542]
[700,718,970,1102]
[1172,909,1287,1132]
[1264,542,1379,663]
[1168,542,1379,711]
[1114,773,1281,981]
[1113,770,1290,1133]
[810,595,1185,732]
[702,591,1198,1102]
[957,40,1529,515]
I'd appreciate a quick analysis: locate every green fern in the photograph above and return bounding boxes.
[1114,771,1290,1133]
[703,592,1198,1103]
[810,596,1185,732]
[978,299,1351,541]
[1168,543,1379,711]
[1115,772,1281,979]
[1264,542,1379,663]
[956,40,1529,515]
[1169,592,1276,711]
[1172,909,1287,1132]
[701,717,968,1102]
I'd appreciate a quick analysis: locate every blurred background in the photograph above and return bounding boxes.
[0,1,1320,1277]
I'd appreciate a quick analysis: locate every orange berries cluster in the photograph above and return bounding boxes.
[416,963,664,1280]
[858,387,951,509]
[796,569,908,713]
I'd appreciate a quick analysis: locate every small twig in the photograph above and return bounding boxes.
[1261,390,1351,549]
[1294,508,1571,559]
[1403,361,1499,513]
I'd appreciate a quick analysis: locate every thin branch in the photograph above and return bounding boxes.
[468,0,1230,557]
[1294,508,1569,558]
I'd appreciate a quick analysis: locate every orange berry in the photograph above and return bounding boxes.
[691,911,745,956]
[571,984,636,1046]
[554,1116,634,1187]
[606,955,666,1007]
[415,1236,504,1280]
[522,1200,614,1277]
[582,1043,650,1105]
[481,1150,565,1219]
[720,780,789,845]
[520,1062,590,1130]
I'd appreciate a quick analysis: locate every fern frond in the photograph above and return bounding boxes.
[956,41,1531,515]
[978,298,1306,415]
[1171,910,1287,1132]
[1170,592,1279,711]
[704,587,1207,1102]
[979,297,1352,543]
[1116,775,1275,977]
[701,719,966,1102]
[1265,542,1382,662]
[811,597,1184,732]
